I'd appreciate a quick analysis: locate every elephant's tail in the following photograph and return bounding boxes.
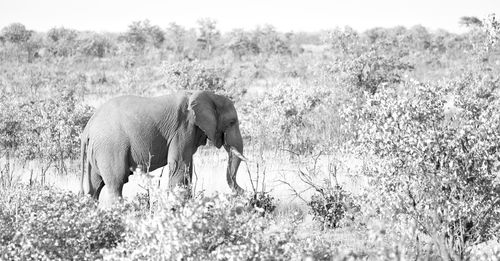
[79,132,89,196]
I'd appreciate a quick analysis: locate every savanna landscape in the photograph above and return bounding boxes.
[1,14,500,260]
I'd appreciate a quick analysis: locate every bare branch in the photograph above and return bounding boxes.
[276,178,308,204]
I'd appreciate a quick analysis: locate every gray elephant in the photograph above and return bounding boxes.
[80,90,246,206]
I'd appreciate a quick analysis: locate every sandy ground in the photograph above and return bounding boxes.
[4,147,366,205]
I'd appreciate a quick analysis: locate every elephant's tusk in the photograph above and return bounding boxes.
[230,146,249,162]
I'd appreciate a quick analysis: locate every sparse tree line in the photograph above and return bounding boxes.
[0,19,306,62]
[0,16,496,63]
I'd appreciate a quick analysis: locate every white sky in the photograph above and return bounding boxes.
[0,0,499,33]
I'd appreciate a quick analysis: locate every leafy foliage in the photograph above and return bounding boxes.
[252,25,291,56]
[103,190,346,260]
[0,87,92,175]
[1,23,32,44]
[1,15,500,261]
[342,49,413,94]
[46,27,78,57]
[240,82,331,154]
[347,78,500,259]
[226,29,258,60]
[164,23,193,58]
[121,20,165,52]
[163,59,227,92]
[0,186,127,260]
[77,33,116,58]
[247,191,277,215]
[196,18,221,58]
[308,186,350,229]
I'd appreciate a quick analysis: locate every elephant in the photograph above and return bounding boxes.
[80,90,246,206]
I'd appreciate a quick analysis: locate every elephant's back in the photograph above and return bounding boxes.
[84,94,182,159]
[98,94,186,115]
[86,96,152,140]
[91,95,160,122]
[98,95,151,111]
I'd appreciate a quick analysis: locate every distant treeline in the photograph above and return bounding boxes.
[0,16,493,62]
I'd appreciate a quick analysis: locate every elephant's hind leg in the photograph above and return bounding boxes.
[98,150,129,208]
[99,171,126,208]
[99,183,124,208]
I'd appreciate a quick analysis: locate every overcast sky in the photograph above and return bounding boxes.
[0,0,499,33]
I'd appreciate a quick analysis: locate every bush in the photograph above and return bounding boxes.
[252,25,292,56]
[0,186,127,260]
[163,59,227,92]
[1,23,32,44]
[247,191,277,215]
[77,33,116,58]
[104,191,283,260]
[347,79,500,260]
[308,186,349,229]
[121,20,165,52]
[239,82,331,154]
[0,96,22,152]
[0,87,93,175]
[103,190,351,260]
[46,27,78,57]
[332,48,413,94]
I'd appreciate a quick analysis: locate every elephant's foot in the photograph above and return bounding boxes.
[98,186,122,209]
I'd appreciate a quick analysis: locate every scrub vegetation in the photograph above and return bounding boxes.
[1,15,500,260]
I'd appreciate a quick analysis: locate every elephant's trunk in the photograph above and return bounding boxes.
[225,125,245,194]
[227,149,244,194]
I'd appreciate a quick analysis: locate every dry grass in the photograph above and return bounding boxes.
[1,146,367,209]
[1,145,366,199]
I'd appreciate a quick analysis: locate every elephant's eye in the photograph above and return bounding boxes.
[229,120,237,126]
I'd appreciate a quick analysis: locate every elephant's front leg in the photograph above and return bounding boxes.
[167,140,194,192]
[167,158,193,189]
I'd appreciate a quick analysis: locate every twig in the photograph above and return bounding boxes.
[276,178,309,204]
[280,148,301,157]
[255,162,260,192]
[261,165,267,192]
[245,161,256,193]
[312,150,324,174]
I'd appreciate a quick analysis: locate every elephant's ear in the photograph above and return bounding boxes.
[188,91,223,148]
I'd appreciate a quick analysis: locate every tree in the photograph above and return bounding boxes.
[483,14,500,49]
[123,20,165,52]
[145,22,165,48]
[47,27,77,42]
[407,25,431,50]
[364,27,388,44]
[165,23,187,56]
[196,18,220,57]
[252,25,291,56]
[77,33,116,58]
[326,26,360,55]
[226,29,256,60]
[1,23,34,61]
[1,23,32,44]
[459,16,483,28]
[46,27,78,57]
[124,21,147,52]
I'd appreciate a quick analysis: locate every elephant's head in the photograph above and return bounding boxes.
[189,91,245,193]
